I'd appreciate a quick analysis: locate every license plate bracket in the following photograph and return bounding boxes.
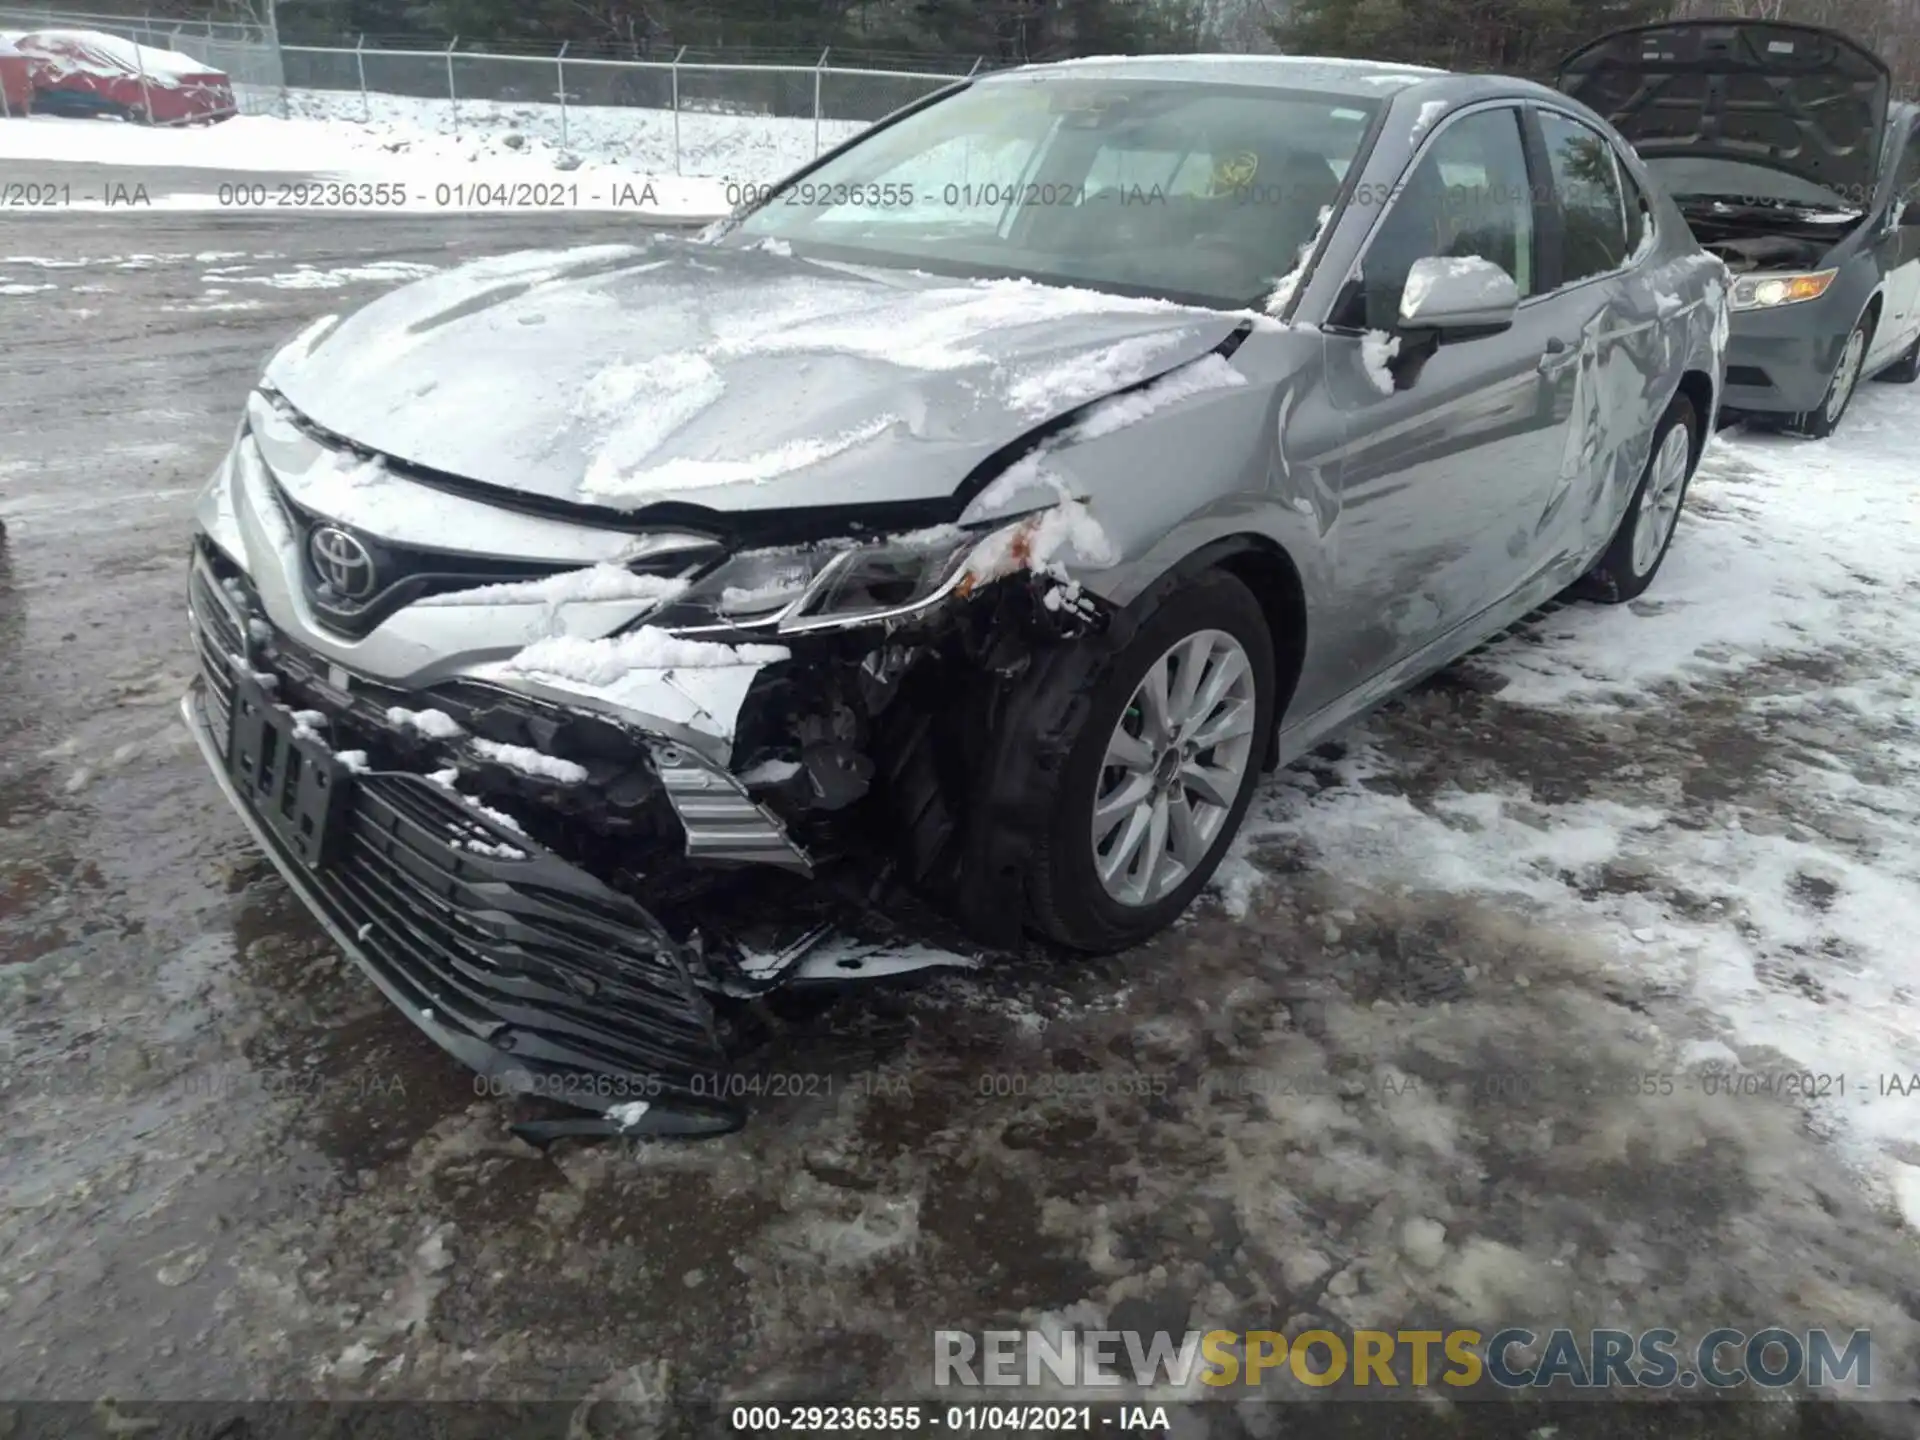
[227,670,351,869]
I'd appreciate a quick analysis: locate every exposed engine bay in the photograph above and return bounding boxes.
[1682,204,1860,275]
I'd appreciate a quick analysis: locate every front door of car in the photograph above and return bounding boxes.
[1313,105,1572,693]
[1873,120,1920,363]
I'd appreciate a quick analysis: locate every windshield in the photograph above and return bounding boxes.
[730,77,1380,308]
[1646,156,1865,214]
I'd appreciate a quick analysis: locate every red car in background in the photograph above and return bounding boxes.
[11,29,235,124]
[0,35,32,118]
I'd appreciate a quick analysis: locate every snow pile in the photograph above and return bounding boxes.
[502,626,790,686]
[708,276,1191,374]
[273,84,868,187]
[424,768,527,833]
[469,738,588,784]
[1072,353,1247,440]
[961,456,1119,587]
[571,278,1214,501]
[414,564,688,610]
[1360,330,1400,394]
[1212,386,1920,1208]
[227,261,439,290]
[1408,98,1448,139]
[584,416,898,501]
[1262,203,1334,316]
[0,99,737,217]
[385,706,464,739]
[17,29,218,82]
[1002,333,1192,419]
[577,354,729,496]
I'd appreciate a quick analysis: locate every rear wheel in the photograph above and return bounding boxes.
[1790,315,1872,438]
[1573,393,1699,605]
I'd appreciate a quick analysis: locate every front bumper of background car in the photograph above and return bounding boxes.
[1719,296,1863,416]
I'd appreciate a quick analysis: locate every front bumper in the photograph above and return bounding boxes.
[1720,303,1857,415]
[184,561,745,1137]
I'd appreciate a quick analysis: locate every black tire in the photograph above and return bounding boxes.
[1572,392,1700,605]
[1789,313,1873,438]
[978,569,1278,953]
[1874,333,1920,385]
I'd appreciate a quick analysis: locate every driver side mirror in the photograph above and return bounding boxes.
[1397,255,1522,337]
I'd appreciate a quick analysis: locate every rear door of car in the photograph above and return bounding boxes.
[1520,103,1673,575]
[1310,102,1577,695]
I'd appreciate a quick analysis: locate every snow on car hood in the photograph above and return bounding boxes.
[264,238,1245,516]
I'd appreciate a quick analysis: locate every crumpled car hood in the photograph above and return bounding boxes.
[265,238,1245,516]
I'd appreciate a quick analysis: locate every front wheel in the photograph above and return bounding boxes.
[1573,393,1699,605]
[1790,316,1872,438]
[1023,571,1277,952]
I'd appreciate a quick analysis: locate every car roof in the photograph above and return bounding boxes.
[984,54,1583,113]
[990,52,1469,100]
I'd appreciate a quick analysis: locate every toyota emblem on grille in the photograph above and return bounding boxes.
[309,525,378,600]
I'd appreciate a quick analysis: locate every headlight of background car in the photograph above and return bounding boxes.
[654,526,984,635]
[1730,269,1837,312]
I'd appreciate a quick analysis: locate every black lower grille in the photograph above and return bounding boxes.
[185,673,740,1136]
[188,552,244,756]
[1726,365,1772,389]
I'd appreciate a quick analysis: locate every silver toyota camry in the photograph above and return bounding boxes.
[183,55,1730,1134]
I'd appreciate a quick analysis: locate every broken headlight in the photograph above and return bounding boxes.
[657,526,981,635]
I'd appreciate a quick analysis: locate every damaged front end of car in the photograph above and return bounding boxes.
[181,408,1114,1139]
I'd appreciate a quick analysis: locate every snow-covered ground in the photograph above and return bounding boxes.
[1212,392,1920,1221]
[0,84,877,215]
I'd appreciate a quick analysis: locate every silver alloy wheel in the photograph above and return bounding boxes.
[1630,423,1692,577]
[1825,327,1867,426]
[1091,628,1258,908]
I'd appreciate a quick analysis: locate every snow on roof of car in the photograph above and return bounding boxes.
[1002,52,1449,96]
[17,28,222,81]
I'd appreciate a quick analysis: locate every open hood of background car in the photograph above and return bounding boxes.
[1558,20,1890,206]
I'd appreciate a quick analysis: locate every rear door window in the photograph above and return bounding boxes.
[1540,110,1630,283]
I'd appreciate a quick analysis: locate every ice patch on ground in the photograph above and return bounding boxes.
[227,261,439,291]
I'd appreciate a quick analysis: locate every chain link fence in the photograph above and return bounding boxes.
[0,6,979,176]
[274,45,973,175]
